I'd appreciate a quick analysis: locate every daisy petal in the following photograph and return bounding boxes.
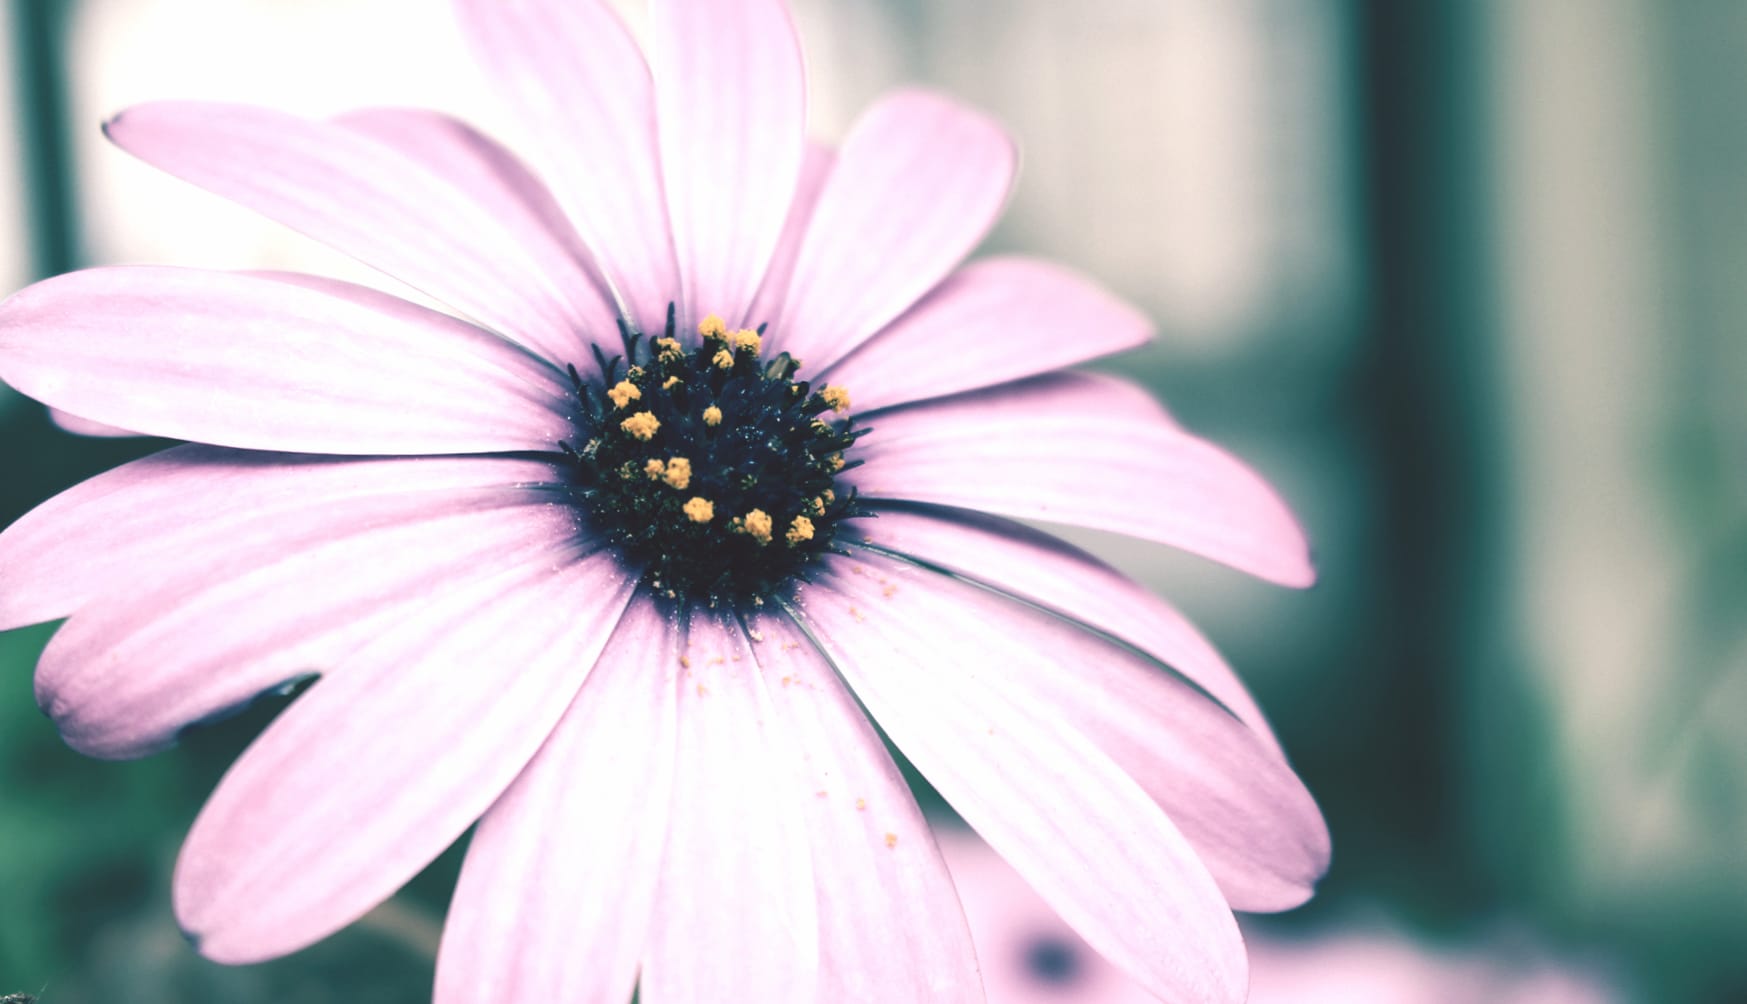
[0,445,560,631]
[775,90,1016,368]
[104,101,603,357]
[823,257,1154,413]
[792,554,1246,1002]
[642,611,819,1003]
[746,144,835,331]
[435,598,680,1004]
[744,610,984,1002]
[847,372,1315,587]
[456,0,678,337]
[850,504,1279,749]
[651,0,805,330]
[336,106,621,358]
[34,476,578,759]
[48,408,139,438]
[0,267,572,454]
[844,535,1328,912]
[175,549,637,964]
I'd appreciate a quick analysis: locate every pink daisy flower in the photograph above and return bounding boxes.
[0,0,1328,1000]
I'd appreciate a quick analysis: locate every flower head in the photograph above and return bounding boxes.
[0,0,1327,1001]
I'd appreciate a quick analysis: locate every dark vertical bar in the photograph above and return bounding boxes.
[11,0,82,278]
[1353,0,1504,917]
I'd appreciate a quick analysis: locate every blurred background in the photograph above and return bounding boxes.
[1,0,1743,1000]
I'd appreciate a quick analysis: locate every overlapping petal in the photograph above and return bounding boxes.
[839,536,1327,912]
[746,144,835,332]
[744,610,984,1002]
[650,0,806,331]
[0,267,572,454]
[640,610,820,1003]
[791,553,1247,1002]
[175,548,637,964]
[0,446,561,631]
[846,372,1315,586]
[435,598,679,1004]
[104,101,609,358]
[822,256,1154,414]
[33,481,581,760]
[336,106,622,358]
[455,0,677,337]
[774,90,1016,368]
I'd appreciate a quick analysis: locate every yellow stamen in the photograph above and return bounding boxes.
[820,385,851,412]
[621,411,660,441]
[828,453,846,471]
[741,508,773,545]
[711,348,734,370]
[607,380,641,409]
[662,457,693,490]
[683,497,715,523]
[786,515,815,545]
[703,405,724,426]
[662,375,681,390]
[627,366,645,380]
[733,329,762,355]
[822,489,836,504]
[655,336,682,356]
[807,495,827,517]
[643,459,666,480]
[698,314,728,339]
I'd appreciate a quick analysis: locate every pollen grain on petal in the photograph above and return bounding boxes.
[620,411,661,441]
[683,497,715,523]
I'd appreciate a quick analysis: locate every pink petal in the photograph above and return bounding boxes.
[650,0,806,331]
[842,535,1328,913]
[791,553,1247,1002]
[847,372,1315,587]
[0,445,560,631]
[822,257,1155,413]
[104,101,607,360]
[48,407,139,438]
[774,91,1016,368]
[746,144,835,332]
[0,266,572,454]
[336,106,621,359]
[741,610,983,1001]
[641,610,820,1003]
[33,470,578,759]
[456,0,678,338]
[174,549,637,964]
[850,505,1279,750]
[434,598,680,1004]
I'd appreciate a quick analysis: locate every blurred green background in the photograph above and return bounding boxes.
[2,0,1745,1000]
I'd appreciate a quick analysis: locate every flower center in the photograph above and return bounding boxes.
[561,308,865,606]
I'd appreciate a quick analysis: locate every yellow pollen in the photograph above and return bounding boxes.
[786,515,815,545]
[807,495,827,517]
[733,329,763,355]
[822,489,836,504]
[712,349,734,370]
[662,457,693,490]
[703,406,724,426]
[655,336,681,354]
[607,380,641,409]
[662,375,681,390]
[741,508,774,545]
[683,497,715,523]
[621,411,660,441]
[698,314,728,339]
[627,366,645,379]
[820,385,851,412]
[828,453,846,471]
[643,459,666,480]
